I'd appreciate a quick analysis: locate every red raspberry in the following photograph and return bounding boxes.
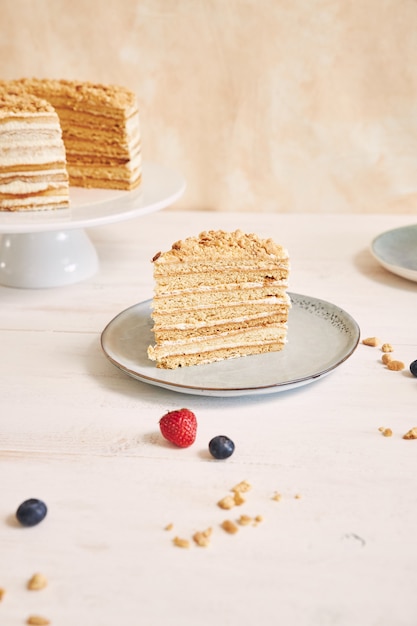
[159,408,197,448]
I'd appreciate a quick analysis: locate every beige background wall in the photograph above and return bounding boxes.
[2,0,417,214]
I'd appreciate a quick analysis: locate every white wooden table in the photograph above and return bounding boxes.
[1,211,416,626]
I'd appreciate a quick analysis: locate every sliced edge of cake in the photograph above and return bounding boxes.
[0,89,69,212]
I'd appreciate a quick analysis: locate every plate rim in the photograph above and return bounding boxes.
[0,161,186,234]
[370,223,417,282]
[100,293,361,397]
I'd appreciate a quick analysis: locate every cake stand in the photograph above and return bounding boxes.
[0,162,185,288]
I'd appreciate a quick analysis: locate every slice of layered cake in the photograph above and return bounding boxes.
[147,230,291,368]
[0,90,69,211]
[14,78,141,191]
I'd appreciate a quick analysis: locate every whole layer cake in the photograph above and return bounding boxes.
[13,78,142,191]
[0,90,69,211]
[0,78,141,211]
[147,229,291,369]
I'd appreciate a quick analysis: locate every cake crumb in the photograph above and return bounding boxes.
[403,427,417,440]
[233,491,246,506]
[217,495,235,510]
[164,523,174,531]
[232,480,252,494]
[381,353,392,365]
[173,536,190,549]
[362,337,380,347]
[237,514,252,526]
[381,343,393,353]
[192,528,212,547]
[294,494,302,500]
[379,427,393,437]
[272,492,282,502]
[0,588,5,601]
[221,520,239,534]
[386,360,405,371]
[254,515,264,523]
[26,617,50,626]
[27,573,48,591]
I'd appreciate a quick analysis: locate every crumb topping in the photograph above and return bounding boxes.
[0,89,54,115]
[11,78,137,110]
[153,230,289,264]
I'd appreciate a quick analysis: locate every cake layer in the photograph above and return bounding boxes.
[0,183,69,199]
[62,136,141,159]
[152,288,290,311]
[1,195,70,211]
[68,165,141,190]
[153,315,288,342]
[148,339,287,369]
[0,162,67,174]
[148,327,287,356]
[0,170,68,185]
[153,272,289,293]
[153,261,289,277]
[152,302,290,327]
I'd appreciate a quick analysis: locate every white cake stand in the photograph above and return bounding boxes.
[0,162,185,288]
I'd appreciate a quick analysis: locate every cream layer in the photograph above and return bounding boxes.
[152,293,291,315]
[1,195,69,210]
[149,327,288,359]
[0,123,62,137]
[0,167,66,179]
[0,120,65,167]
[0,146,66,166]
[63,126,140,151]
[152,305,289,327]
[152,342,286,368]
[64,135,140,158]
[65,148,141,168]
[61,111,140,139]
[0,139,64,155]
[45,101,139,121]
[154,310,288,331]
[67,152,141,176]
[0,178,68,194]
[156,280,288,297]
[0,119,62,132]
[152,294,291,313]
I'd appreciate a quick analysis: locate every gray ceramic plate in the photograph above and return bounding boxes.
[371,224,417,282]
[101,293,360,397]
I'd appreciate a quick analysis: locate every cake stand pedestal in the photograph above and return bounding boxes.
[0,162,185,289]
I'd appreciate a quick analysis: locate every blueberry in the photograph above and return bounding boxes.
[16,498,47,527]
[208,435,235,460]
[410,360,417,377]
